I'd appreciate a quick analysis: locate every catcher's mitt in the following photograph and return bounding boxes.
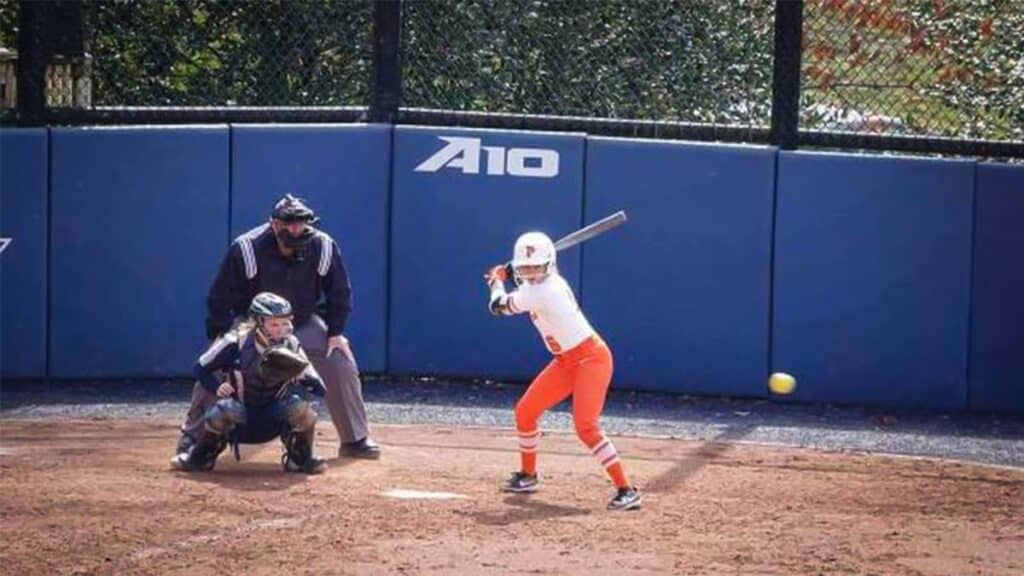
[257,345,309,384]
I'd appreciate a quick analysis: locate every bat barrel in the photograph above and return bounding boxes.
[553,210,628,251]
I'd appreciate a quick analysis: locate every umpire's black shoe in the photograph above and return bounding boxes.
[339,436,381,459]
[607,486,643,511]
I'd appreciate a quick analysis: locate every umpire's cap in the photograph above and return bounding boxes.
[271,194,320,224]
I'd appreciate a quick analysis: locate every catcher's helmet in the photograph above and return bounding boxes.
[249,292,293,320]
[249,293,293,346]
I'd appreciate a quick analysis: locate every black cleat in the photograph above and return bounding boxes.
[339,436,381,460]
[501,471,539,493]
[283,453,327,475]
[174,433,195,456]
[282,432,327,474]
[170,439,224,472]
[170,452,215,472]
[607,486,643,511]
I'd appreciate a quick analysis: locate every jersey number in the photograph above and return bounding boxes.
[544,335,563,354]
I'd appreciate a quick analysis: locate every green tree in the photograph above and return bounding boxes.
[402,0,774,126]
[3,0,1019,142]
[802,0,1023,141]
[86,0,372,106]
[0,0,17,52]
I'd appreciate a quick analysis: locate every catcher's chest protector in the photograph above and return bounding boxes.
[237,335,297,407]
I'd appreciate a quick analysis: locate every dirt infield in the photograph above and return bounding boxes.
[1,419,1021,575]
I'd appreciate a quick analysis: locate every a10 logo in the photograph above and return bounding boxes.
[415,136,560,178]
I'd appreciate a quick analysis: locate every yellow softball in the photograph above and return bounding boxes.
[768,372,796,395]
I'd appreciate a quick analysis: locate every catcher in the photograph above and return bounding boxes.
[486,232,643,511]
[171,292,328,474]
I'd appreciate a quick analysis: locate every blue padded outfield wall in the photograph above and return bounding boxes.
[2,123,1022,414]
[970,163,1024,413]
[583,138,774,396]
[389,127,584,378]
[49,127,229,377]
[230,124,391,372]
[773,152,974,410]
[0,129,48,378]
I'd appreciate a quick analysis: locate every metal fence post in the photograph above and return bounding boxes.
[16,0,47,125]
[369,0,402,123]
[15,0,84,125]
[769,0,803,150]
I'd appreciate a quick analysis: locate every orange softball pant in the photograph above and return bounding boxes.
[514,336,630,488]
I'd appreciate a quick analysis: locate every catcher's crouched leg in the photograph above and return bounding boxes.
[175,379,220,456]
[205,398,247,435]
[280,394,326,475]
[170,399,244,472]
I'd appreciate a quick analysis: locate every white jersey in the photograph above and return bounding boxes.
[506,273,595,355]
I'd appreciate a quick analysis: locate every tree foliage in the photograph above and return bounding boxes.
[0,0,1019,141]
[402,0,774,126]
[803,0,1023,140]
[86,0,372,106]
[0,0,18,51]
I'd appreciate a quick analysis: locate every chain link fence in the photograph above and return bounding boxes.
[1,0,1021,154]
[802,0,1023,142]
[87,0,372,107]
[0,0,372,116]
[402,0,774,128]
[0,0,19,115]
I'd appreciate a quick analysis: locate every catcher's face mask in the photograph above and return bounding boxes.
[258,316,293,345]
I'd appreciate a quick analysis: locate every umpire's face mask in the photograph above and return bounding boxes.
[273,221,316,255]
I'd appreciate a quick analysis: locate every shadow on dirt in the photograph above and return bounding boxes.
[646,423,758,494]
[461,494,592,525]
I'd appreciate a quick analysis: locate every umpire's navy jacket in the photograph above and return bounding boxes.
[206,224,352,339]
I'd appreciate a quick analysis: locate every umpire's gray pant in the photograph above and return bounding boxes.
[181,314,370,444]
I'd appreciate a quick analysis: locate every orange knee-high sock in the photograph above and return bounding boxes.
[514,358,573,477]
[567,340,624,487]
[605,462,629,489]
[517,428,541,475]
[589,434,630,489]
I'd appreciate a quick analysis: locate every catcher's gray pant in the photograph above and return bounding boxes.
[182,314,370,444]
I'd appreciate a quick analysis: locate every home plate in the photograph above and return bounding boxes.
[382,489,469,500]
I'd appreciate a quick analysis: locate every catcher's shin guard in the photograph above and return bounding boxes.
[205,398,246,435]
[174,433,195,456]
[171,436,227,472]
[281,431,326,474]
[281,394,317,433]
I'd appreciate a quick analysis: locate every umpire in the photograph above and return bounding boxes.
[177,194,380,459]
